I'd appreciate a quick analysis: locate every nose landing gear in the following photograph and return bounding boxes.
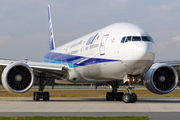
[122,85,137,103]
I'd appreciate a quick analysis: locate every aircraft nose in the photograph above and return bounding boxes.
[133,42,155,61]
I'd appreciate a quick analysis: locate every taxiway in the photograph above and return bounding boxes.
[0,97,180,120]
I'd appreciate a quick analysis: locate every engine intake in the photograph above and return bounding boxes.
[1,62,34,93]
[144,63,178,94]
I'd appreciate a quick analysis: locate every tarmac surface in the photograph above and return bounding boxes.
[0,97,180,120]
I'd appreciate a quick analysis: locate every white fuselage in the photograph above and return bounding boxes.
[43,23,155,83]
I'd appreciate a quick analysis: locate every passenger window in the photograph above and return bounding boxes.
[121,37,126,43]
[132,36,141,41]
[125,36,131,42]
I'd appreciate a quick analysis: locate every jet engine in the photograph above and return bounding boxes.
[1,62,34,93]
[144,63,178,94]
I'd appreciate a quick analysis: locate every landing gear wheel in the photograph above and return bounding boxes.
[123,93,132,103]
[33,92,40,101]
[131,93,137,103]
[43,92,50,101]
[116,92,124,101]
[106,92,114,101]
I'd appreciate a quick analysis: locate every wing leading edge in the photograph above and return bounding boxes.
[154,60,180,67]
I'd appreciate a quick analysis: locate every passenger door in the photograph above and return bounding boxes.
[99,34,109,55]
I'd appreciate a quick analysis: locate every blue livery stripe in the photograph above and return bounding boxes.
[92,33,98,43]
[43,52,119,68]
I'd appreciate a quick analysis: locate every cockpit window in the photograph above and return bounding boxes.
[132,36,141,41]
[148,36,154,43]
[121,36,154,43]
[125,36,131,42]
[142,36,149,41]
[121,37,126,43]
[142,36,154,43]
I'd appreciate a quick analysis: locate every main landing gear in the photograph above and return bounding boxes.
[106,81,124,101]
[33,74,50,101]
[106,80,137,103]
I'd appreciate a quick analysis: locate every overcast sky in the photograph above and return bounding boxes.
[0,0,180,61]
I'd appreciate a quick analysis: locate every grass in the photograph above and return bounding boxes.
[0,89,180,98]
[0,116,149,120]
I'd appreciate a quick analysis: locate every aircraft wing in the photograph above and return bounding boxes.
[0,58,68,80]
[154,60,180,67]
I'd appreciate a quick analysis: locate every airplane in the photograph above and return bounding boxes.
[0,5,179,103]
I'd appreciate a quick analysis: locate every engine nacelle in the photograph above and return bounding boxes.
[1,62,34,94]
[144,63,178,94]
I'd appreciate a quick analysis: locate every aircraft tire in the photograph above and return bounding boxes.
[33,92,40,101]
[123,93,132,103]
[43,92,49,101]
[106,92,114,101]
[116,92,124,101]
[131,93,137,103]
